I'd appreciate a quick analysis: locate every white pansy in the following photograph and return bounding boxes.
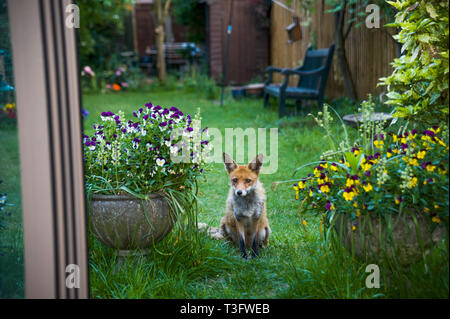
[156,158,165,166]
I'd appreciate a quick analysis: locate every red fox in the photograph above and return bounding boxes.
[219,153,271,259]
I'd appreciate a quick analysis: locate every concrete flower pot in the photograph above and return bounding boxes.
[90,193,175,256]
[333,210,447,266]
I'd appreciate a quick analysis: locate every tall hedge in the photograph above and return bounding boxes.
[381,0,449,127]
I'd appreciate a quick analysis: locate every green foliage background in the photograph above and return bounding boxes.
[77,0,134,70]
[381,0,449,127]
[172,0,206,43]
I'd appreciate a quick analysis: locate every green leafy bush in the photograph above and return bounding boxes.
[77,0,133,70]
[380,0,449,126]
[172,0,206,43]
[182,67,219,100]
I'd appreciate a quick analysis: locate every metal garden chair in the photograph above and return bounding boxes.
[263,44,335,117]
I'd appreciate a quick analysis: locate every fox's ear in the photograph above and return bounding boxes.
[248,154,263,174]
[223,152,237,174]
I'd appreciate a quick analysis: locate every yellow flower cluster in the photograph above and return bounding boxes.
[292,126,448,227]
[2,103,15,113]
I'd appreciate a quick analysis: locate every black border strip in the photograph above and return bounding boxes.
[38,0,60,299]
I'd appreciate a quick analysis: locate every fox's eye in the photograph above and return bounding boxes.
[232,178,238,184]
[245,179,251,183]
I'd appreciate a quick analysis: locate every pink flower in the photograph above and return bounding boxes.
[106,84,112,89]
[83,66,95,76]
[121,82,129,88]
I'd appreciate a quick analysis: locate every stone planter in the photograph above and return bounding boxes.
[333,210,447,266]
[90,193,175,256]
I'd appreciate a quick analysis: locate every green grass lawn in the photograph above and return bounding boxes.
[0,124,24,298]
[83,90,449,299]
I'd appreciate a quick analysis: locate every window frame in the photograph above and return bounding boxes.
[8,0,89,299]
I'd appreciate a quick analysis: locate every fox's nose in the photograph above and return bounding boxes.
[236,190,243,196]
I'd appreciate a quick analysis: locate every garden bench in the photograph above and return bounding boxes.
[147,43,202,70]
[263,44,335,117]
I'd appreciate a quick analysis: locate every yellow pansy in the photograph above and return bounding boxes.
[320,184,330,193]
[363,183,373,192]
[431,127,440,134]
[407,177,418,188]
[432,216,442,224]
[416,150,426,159]
[408,158,419,166]
[361,163,372,171]
[374,140,384,149]
[343,190,357,201]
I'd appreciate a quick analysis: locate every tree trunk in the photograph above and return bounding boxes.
[155,0,171,83]
[156,25,166,83]
[333,1,357,101]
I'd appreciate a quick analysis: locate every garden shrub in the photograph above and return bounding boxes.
[182,67,219,100]
[380,0,449,127]
[172,0,206,43]
[81,65,146,93]
[77,0,133,70]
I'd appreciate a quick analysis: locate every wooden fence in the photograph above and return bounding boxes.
[270,0,398,100]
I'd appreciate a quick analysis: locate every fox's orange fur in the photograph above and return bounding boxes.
[219,153,271,258]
